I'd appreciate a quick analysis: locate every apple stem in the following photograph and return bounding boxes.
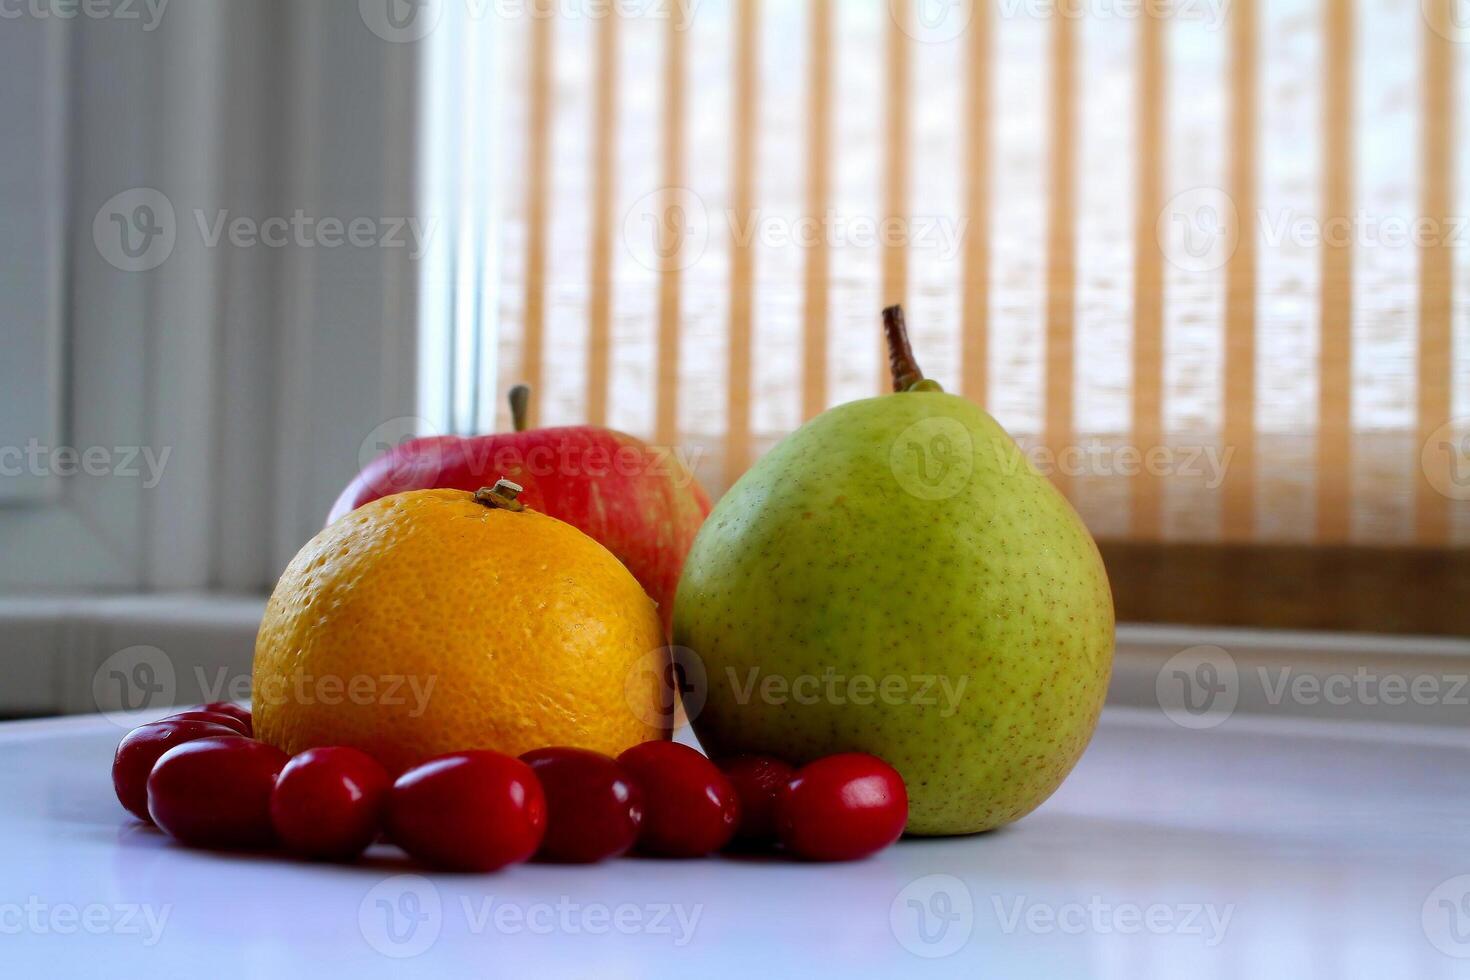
[508,384,532,432]
[883,305,925,392]
[474,479,525,512]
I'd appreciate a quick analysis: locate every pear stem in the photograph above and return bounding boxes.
[508,384,532,432]
[475,479,525,512]
[883,305,925,392]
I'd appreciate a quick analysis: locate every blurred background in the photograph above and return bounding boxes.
[1,0,1466,722]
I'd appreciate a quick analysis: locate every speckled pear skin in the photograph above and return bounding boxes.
[673,391,1114,835]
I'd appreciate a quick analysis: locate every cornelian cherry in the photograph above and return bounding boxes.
[160,710,250,736]
[113,719,242,823]
[617,741,739,857]
[386,751,546,872]
[147,736,289,848]
[199,702,253,736]
[718,755,796,844]
[270,747,389,860]
[520,747,643,863]
[776,753,908,861]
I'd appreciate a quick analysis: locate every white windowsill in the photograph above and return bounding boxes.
[2,593,1466,726]
[0,593,266,718]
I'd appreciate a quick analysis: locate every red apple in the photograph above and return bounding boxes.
[328,386,711,634]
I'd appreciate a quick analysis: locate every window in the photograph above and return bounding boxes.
[0,4,425,592]
[471,0,1469,633]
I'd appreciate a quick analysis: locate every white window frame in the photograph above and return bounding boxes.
[0,2,430,593]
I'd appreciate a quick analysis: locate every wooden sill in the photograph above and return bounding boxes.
[1100,541,1470,636]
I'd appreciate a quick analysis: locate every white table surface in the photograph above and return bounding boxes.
[3,706,1469,979]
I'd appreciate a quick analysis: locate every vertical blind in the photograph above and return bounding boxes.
[484,0,1468,551]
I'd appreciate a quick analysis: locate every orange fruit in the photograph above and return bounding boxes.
[253,485,667,774]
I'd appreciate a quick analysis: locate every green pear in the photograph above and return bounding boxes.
[673,307,1114,835]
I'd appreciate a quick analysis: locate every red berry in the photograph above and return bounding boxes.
[200,702,253,736]
[617,741,739,857]
[113,720,241,823]
[718,755,796,844]
[160,710,250,736]
[270,747,390,860]
[147,737,289,848]
[386,751,545,872]
[776,753,908,861]
[520,747,643,863]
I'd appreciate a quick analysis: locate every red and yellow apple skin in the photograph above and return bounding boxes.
[326,425,711,635]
